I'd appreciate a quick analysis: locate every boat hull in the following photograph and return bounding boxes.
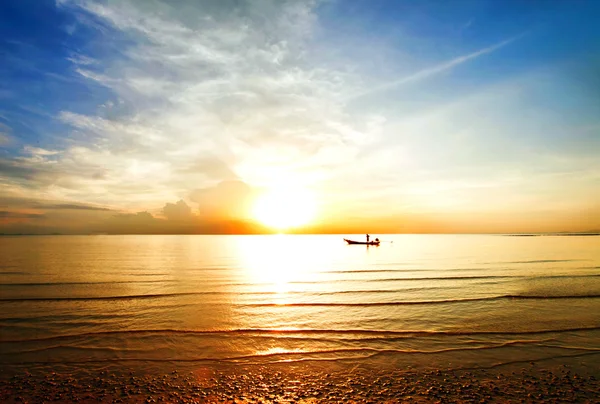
[344,238,380,245]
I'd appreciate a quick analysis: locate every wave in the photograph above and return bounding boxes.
[464,351,600,372]
[289,273,600,284]
[505,260,582,264]
[3,326,600,344]
[0,340,545,359]
[0,272,174,278]
[0,292,203,302]
[534,273,600,279]
[4,344,135,355]
[0,280,181,287]
[0,312,139,324]
[503,294,600,299]
[5,343,600,367]
[324,268,453,274]
[105,273,173,277]
[320,287,453,294]
[0,287,448,299]
[2,273,598,290]
[322,267,524,274]
[240,294,600,307]
[2,292,600,304]
[360,275,509,282]
[367,274,600,282]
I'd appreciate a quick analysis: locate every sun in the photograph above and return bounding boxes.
[252,187,317,231]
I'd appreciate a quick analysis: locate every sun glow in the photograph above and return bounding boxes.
[252,187,317,231]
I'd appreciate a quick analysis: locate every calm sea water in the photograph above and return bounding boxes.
[1,234,599,377]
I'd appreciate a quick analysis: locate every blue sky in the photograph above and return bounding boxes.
[1,0,599,234]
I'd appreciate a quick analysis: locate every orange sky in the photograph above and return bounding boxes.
[1,180,599,234]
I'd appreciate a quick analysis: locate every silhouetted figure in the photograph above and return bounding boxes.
[366,234,370,243]
[375,238,379,243]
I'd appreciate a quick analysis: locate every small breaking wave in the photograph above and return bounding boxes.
[2,292,599,304]
[3,326,600,344]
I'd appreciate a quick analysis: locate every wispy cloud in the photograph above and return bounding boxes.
[0,211,45,219]
[24,146,60,156]
[349,34,525,101]
[0,133,10,146]
[45,203,111,211]
[0,122,13,146]
[460,18,474,32]
[66,53,97,66]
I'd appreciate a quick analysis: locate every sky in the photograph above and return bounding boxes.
[0,0,599,234]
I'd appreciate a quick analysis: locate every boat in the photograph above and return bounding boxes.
[344,238,380,245]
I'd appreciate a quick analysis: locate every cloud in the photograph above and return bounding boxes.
[94,185,271,233]
[95,208,269,235]
[0,211,45,220]
[100,211,161,234]
[0,0,392,227]
[66,53,97,66]
[0,194,111,211]
[24,146,60,156]
[0,180,269,234]
[0,123,13,146]
[461,18,474,32]
[162,199,193,221]
[349,34,524,100]
[0,132,12,147]
[45,203,111,211]
[42,0,378,200]
[0,148,107,195]
[191,180,257,221]
[0,158,49,181]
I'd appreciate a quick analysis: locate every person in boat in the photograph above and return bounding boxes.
[366,234,370,243]
[375,238,379,243]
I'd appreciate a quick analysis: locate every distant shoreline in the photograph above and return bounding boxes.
[503,233,600,237]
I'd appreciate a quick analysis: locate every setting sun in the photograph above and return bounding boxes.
[252,187,317,231]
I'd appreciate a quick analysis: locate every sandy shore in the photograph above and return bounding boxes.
[1,361,599,403]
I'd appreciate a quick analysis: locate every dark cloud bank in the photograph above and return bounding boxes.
[0,181,272,235]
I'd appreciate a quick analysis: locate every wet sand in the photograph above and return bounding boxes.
[2,361,599,403]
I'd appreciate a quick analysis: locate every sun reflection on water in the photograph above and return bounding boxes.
[236,235,324,304]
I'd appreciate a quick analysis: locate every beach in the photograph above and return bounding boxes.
[2,359,599,403]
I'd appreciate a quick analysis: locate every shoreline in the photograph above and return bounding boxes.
[2,360,599,403]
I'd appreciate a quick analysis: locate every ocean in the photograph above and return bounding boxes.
[1,234,599,381]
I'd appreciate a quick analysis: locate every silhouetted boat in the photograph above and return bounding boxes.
[344,238,380,245]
